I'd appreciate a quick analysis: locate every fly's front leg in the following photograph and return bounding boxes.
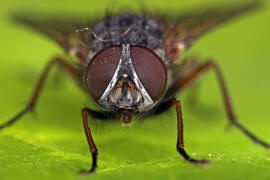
[0,57,80,130]
[170,99,209,164]
[79,108,119,175]
[145,99,209,164]
[80,108,98,175]
[170,60,270,149]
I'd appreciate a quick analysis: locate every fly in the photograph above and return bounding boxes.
[1,1,269,175]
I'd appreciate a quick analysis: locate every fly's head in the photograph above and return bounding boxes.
[85,44,167,113]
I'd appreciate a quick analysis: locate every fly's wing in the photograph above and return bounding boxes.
[12,13,98,60]
[156,1,261,60]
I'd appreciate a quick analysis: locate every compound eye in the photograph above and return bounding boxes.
[86,46,121,101]
[130,46,167,101]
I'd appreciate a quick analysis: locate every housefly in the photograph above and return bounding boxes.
[1,1,269,175]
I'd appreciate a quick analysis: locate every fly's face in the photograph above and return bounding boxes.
[108,75,143,110]
[85,44,167,112]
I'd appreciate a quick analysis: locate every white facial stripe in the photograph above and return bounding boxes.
[98,44,154,110]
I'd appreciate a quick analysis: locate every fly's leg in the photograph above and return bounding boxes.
[149,98,209,164]
[79,108,119,175]
[172,99,209,164]
[0,57,80,130]
[80,108,98,175]
[170,60,270,149]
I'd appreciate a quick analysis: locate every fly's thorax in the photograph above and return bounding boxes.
[84,13,171,70]
[85,44,168,113]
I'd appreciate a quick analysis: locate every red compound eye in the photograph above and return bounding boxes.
[85,46,121,101]
[130,46,167,101]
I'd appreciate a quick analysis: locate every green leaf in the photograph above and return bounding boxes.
[0,0,270,180]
